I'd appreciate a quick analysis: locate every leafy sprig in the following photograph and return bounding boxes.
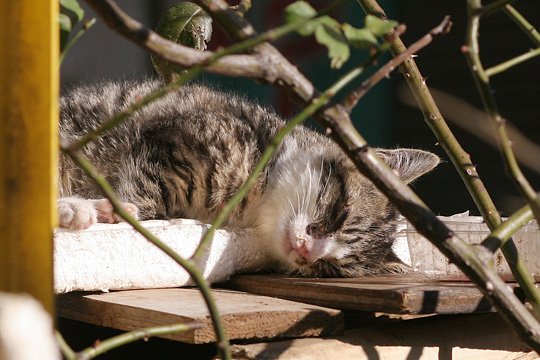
[59,0,95,63]
[285,1,397,68]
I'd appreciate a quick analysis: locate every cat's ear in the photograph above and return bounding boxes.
[377,148,439,183]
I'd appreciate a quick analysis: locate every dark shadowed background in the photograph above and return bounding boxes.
[61,0,540,217]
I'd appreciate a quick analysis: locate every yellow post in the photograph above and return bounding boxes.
[0,0,59,313]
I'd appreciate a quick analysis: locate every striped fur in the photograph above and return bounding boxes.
[58,79,439,277]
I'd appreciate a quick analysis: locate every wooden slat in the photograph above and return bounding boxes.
[56,288,343,344]
[227,275,497,314]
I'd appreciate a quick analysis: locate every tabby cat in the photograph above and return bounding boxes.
[58,79,439,277]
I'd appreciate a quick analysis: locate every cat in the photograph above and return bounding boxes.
[58,79,439,277]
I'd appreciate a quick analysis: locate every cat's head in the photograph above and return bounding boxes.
[263,147,439,277]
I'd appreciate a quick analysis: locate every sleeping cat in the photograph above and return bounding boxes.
[58,79,439,277]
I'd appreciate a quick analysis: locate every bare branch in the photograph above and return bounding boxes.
[85,0,264,79]
[77,322,202,360]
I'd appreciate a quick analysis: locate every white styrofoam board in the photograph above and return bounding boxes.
[54,219,269,294]
[54,214,540,294]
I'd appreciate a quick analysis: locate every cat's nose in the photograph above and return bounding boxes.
[295,241,310,259]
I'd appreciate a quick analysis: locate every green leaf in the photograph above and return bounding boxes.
[342,23,378,49]
[314,17,350,69]
[284,1,318,36]
[59,13,72,50]
[365,14,398,37]
[151,2,213,80]
[60,0,84,22]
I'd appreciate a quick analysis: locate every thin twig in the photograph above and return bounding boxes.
[504,4,540,46]
[357,0,502,231]
[55,331,77,360]
[342,16,451,112]
[77,323,201,360]
[485,48,540,77]
[481,0,518,16]
[60,18,96,64]
[68,69,201,151]
[483,205,534,252]
[84,0,260,76]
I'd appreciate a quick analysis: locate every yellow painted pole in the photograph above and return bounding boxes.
[0,0,59,313]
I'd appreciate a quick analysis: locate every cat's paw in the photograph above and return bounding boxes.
[93,198,139,223]
[58,197,98,230]
[58,197,139,230]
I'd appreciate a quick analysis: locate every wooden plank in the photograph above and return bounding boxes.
[227,275,497,314]
[56,288,343,344]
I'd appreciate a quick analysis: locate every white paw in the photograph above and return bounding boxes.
[58,197,98,230]
[58,197,139,230]
[93,198,139,223]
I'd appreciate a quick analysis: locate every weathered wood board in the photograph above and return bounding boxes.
[56,288,343,344]
[227,275,500,314]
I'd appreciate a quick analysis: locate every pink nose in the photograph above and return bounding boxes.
[296,243,310,259]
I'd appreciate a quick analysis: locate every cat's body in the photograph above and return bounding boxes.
[59,79,439,277]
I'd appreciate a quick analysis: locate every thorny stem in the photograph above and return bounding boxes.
[465,1,540,230]
[464,0,540,318]
[77,323,201,360]
[357,0,503,230]
[61,149,232,360]
[358,0,540,347]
